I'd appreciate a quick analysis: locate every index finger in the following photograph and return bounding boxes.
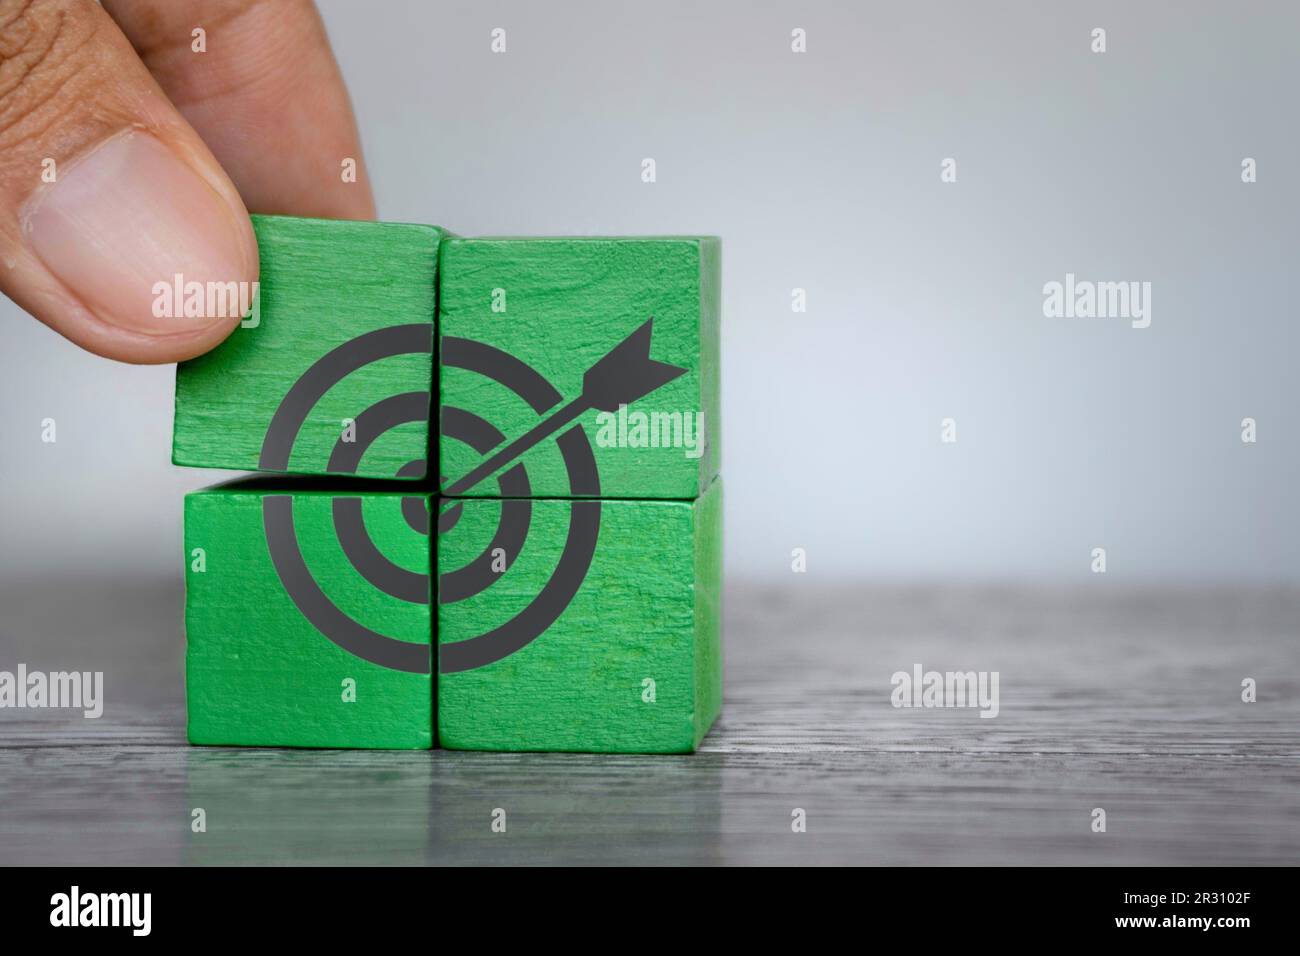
[103,0,376,220]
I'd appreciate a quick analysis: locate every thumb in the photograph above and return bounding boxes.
[0,0,258,363]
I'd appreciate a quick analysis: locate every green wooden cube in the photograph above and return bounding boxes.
[173,215,442,480]
[438,237,720,499]
[437,479,722,753]
[185,479,433,749]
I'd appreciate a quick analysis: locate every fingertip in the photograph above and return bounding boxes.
[17,278,245,365]
[22,130,259,341]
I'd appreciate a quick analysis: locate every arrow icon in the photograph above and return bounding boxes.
[442,318,686,496]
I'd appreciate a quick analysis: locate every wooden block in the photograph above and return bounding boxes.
[437,479,722,753]
[173,215,441,480]
[438,237,720,499]
[185,479,433,749]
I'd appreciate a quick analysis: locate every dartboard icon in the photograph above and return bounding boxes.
[259,323,434,675]
[259,318,684,675]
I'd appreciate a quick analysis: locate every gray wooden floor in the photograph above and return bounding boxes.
[0,576,1296,865]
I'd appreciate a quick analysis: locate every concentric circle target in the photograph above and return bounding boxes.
[260,324,433,675]
[257,325,603,677]
[438,336,601,674]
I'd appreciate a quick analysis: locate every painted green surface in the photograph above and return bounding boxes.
[185,482,432,749]
[438,238,721,498]
[437,479,723,753]
[173,215,441,479]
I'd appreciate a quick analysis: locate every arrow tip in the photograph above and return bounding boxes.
[582,317,687,412]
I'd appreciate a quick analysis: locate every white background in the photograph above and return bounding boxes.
[1,0,1296,583]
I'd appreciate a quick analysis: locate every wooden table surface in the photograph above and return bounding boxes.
[1,576,1296,865]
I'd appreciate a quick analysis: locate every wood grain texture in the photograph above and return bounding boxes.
[438,237,720,498]
[438,481,723,752]
[2,578,1295,865]
[173,215,441,479]
[185,485,432,749]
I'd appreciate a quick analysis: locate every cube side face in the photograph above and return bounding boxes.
[185,487,432,749]
[698,238,722,490]
[437,497,704,752]
[173,215,440,479]
[438,238,719,498]
[693,479,723,747]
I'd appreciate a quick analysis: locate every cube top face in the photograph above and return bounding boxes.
[173,215,441,480]
[438,237,720,500]
[185,483,433,749]
[437,479,723,753]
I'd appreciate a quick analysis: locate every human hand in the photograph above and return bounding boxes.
[0,0,373,362]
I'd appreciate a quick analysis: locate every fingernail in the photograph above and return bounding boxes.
[22,130,257,336]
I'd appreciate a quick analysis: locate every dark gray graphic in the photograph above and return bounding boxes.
[438,342,597,673]
[259,324,433,674]
[329,392,430,605]
[436,406,531,605]
[260,319,685,675]
[442,319,686,496]
[438,318,684,672]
